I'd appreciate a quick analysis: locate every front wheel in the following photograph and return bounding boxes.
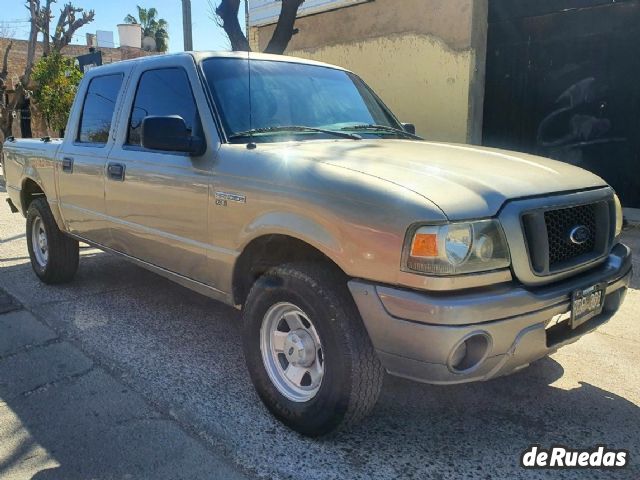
[26,197,79,284]
[242,263,384,436]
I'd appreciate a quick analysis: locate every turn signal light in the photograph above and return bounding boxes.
[411,233,438,258]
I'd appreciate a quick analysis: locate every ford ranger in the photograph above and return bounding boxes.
[2,52,632,436]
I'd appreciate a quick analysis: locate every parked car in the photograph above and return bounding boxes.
[2,52,632,436]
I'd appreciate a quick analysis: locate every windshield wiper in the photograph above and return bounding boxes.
[229,125,362,141]
[340,124,422,139]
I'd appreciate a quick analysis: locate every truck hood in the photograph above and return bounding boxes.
[288,140,607,220]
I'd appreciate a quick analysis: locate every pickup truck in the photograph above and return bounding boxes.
[2,52,632,436]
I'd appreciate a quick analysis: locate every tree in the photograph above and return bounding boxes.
[36,1,96,56]
[124,6,169,52]
[0,1,94,144]
[0,2,37,143]
[212,0,305,54]
[32,53,82,135]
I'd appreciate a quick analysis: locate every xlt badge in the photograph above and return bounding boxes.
[215,191,247,207]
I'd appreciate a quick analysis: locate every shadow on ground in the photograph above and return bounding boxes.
[0,250,637,479]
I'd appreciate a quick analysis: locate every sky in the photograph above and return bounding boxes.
[0,0,246,53]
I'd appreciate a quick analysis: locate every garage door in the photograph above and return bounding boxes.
[483,0,640,208]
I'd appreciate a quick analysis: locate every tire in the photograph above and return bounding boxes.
[26,197,79,284]
[242,262,384,437]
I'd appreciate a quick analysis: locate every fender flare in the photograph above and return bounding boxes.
[21,175,65,230]
[238,211,344,268]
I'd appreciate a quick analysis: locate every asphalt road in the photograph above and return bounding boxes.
[1,185,639,479]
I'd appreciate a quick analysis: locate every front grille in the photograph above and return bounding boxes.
[544,204,596,267]
[522,200,611,276]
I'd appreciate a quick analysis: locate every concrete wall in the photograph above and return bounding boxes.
[251,0,488,143]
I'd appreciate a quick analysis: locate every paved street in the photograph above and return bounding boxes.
[0,183,639,479]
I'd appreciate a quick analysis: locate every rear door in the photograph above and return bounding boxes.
[57,70,126,244]
[104,56,217,283]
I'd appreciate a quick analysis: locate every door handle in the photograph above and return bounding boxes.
[62,157,74,173]
[107,162,126,181]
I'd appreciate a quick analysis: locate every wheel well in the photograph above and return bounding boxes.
[233,235,343,307]
[21,178,45,214]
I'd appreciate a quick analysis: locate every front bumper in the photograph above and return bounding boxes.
[349,243,632,385]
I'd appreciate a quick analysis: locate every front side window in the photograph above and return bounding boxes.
[202,58,407,143]
[77,74,123,144]
[127,68,199,147]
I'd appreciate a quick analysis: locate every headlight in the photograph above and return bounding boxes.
[614,194,623,238]
[403,220,511,275]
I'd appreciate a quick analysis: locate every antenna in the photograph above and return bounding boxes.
[245,0,250,38]
[246,0,256,150]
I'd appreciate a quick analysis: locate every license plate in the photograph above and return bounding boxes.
[571,283,606,329]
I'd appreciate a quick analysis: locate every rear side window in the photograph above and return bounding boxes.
[127,68,199,147]
[77,74,123,145]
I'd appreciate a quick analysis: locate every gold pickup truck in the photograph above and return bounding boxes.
[2,52,632,436]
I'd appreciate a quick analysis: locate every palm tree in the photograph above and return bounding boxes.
[124,6,169,52]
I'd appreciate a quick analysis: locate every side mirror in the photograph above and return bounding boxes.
[141,115,205,155]
[402,123,416,135]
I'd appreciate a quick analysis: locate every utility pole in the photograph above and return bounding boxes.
[182,0,193,51]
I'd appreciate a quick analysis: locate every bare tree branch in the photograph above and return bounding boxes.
[264,0,304,54]
[213,0,304,54]
[29,1,96,61]
[1,0,96,142]
[35,0,55,55]
[0,0,39,142]
[52,2,95,53]
[0,42,13,132]
[214,0,250,52]
[0,41,12,87]
[21,0,39,89]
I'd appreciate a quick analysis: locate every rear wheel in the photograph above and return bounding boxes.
[242,263,384,436]
[26,197,79,284]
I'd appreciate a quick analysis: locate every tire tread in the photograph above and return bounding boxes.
[26,197,79,284]
[243,262,384,434]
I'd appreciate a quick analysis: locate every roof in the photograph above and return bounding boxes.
[191,51,349,71]
[84,50,348,76]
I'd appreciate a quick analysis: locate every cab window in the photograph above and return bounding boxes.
[77,74,123,145]
[127,68,200,147]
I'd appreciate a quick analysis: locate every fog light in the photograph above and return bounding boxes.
[448,332,492,373]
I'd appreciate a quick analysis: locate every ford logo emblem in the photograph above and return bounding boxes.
[569,225,591,245]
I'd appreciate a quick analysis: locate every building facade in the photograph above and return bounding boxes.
[251,0,487,145]
[250,0,640,208]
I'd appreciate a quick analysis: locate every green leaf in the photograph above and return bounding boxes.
[32,53,83,133]
[125,5,169,52]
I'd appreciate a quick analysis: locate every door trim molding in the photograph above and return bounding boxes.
[67,232,237,308]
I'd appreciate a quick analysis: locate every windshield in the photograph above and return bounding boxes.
[201,57,408,142]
